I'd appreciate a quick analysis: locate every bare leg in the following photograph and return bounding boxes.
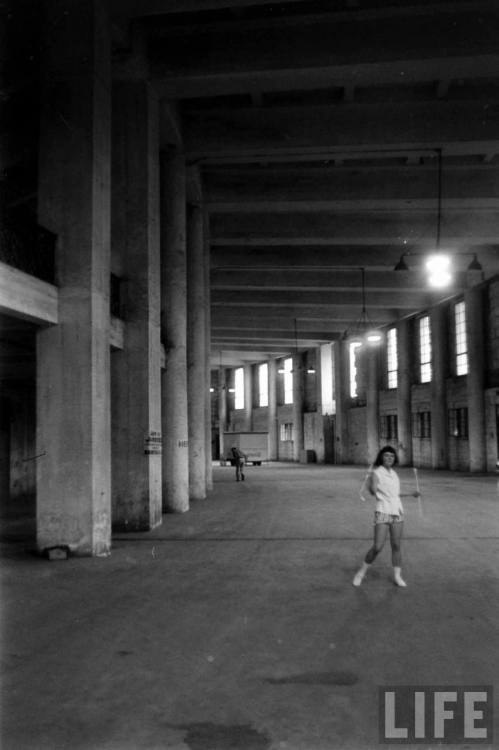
[353,523,388,586]
[390,522,406,586]
[365,523,389,563]
[389,522,403,567]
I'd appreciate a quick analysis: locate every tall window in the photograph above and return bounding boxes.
[258,363,268,407]
[412,411,431,438]
[283,357,293,404]
[387,327,398,389]
[419,315,432,383]
[320,343,334,415]
[234,367,244,410]
[280,422,293,441]
[455,300,468,376]
[380,414,398,440]
[349,342,361,398]
[448,407,468,438]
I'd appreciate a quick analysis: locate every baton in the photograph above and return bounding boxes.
[413,467,424,518]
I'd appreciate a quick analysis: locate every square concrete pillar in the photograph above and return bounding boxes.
[161,148,189,513]
[292,353,304,461]
[396,319,413,466]
[187,203,207,501]
[111,81,162,530]
[267,359,278,460]
[204,222,213,490]
[430,305,448,469]
[36,1,112,555]
[333,341,349,464]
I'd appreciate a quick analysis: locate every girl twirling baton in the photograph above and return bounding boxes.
[352,445,420,588]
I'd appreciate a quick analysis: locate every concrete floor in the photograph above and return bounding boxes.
[1,463,498,750]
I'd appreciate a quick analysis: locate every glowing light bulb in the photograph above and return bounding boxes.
[426,253,452,288]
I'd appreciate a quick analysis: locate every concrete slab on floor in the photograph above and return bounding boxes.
[1,463,498,750]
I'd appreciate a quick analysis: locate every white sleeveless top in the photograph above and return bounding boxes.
[371,466,403,516]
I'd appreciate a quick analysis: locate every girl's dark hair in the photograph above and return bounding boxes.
[374,445,399,466]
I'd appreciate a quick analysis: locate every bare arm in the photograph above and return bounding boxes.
[367,472,376,497]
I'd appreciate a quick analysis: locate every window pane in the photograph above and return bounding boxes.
[284,357,293,404]
[234,367,244,410]
[349,342,362,397]
[455,301,468,375]
[419,316,432,383]
[258,363,268,407]
[387,327,398,389]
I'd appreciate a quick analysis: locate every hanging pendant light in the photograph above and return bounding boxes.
[344,267,381,345]
[426,148,453,288]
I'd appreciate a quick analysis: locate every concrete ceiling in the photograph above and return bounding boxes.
[59,1,499,367]
[171,1,499,367]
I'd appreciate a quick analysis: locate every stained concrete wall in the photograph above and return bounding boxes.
[485,387,499,472]
[347,406,368,464]
[488,280,499,375]
[5,389,36,503]
[303,412,324,461]
[277,405,294,461]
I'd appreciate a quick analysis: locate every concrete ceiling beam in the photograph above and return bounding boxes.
[207,198,499,214]
[146,4,499,87]
[0,262,58,326]
[213,335,334,346]
[209,210,499,245]
[210,245,499,268]
[211,289,435,308]
[184,102,499,160]
[211,308,400,324]
[111,0,312,18]
[204,165,499,205]
[213,326,343,337]
[210,269,466,292]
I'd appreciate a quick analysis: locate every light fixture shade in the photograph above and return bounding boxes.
[394,255,409,271]
[467,254,483,271]
[343,267,382,345]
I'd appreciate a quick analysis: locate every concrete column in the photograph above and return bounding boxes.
[396,319,413,466]
[204,216,213,490]
[111,80,162,531]
[0,399,9,505]
[160,149,189,512]
[312,346,324,463]
[366,345,379,461]
[430,305,447,469]
[218,367,228,461]
[36,0,111,555]
[292,353,304,461]
[187,204,206,500]
[465,286,486,471]
[334,341,349,464]
[267,359,278,460]
[243,364,253,431]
